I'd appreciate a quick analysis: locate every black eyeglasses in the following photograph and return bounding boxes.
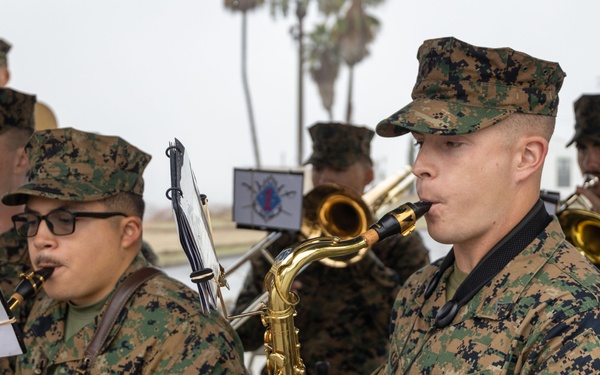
[12,209,128,238]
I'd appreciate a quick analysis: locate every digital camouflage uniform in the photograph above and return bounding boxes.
[567,94,600,146]
[234,122,430,374]
[2,128,248,374]
[17,253,247,375]
[377,217,600,374]
[0,88,36,375]
[373,37,600,373]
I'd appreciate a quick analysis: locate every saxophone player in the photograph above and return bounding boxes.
[567,94,600,212]
[373,37,600,374]
[234,122,431,374]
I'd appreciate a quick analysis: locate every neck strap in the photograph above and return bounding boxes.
[425,199,551,328]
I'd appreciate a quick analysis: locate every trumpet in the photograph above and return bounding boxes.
[7,268,53,312]
[556,174,600,265]
[262,200,431,375]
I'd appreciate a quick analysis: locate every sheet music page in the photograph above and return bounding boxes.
[0,291,25,358]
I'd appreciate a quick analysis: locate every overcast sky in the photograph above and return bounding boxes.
[1,1,596,214]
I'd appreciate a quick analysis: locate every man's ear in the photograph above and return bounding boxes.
[15,146,29,172]
[120,216,143,249]
[515,135,548,182]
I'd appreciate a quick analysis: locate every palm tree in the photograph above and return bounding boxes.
[224,0,265,168]
[306,23,340,121]
[334,0,380,123]
[266,0,309,165]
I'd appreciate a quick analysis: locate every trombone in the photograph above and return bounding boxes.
[225,166,416,328]
[556,174,600,265]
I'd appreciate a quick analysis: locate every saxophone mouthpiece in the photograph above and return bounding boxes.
[366,200,431,245]
[7,267,54,311]
[35,267,55,281]
[412,200,433,218]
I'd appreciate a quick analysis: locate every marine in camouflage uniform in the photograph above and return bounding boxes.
[566,94,600,214]
[0,88,36,375]
[2,128,248,374]
[234,122,430,374]
[373,37,600,374]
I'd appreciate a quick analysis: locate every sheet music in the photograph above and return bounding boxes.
[0,289,26,358]
[167,138,220,315]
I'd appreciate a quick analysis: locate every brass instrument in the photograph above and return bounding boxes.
[7,268,53,312]
[556,174,600,265]
[302,165,415,267]
[228,167,416,329]
[262,200,431,375]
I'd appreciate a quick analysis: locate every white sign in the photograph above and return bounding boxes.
[233,169,304,231]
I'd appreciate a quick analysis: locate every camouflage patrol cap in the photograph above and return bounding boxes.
[0,87,36,133]
[2,127,152,206]
[567,94,600,147]
[0,39,10,65]
[377,37,566,137]
[304,122,374,169]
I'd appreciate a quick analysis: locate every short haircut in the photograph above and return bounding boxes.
[499,113,555,147]
[101,192,145,218]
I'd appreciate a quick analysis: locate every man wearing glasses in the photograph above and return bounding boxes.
[2,127,248,374]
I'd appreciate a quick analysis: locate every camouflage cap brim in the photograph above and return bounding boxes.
[305,122,374,169]
[1,178,117,206]
[0,39,10,64]
[2,127,151,206]
[376,37,565,138]
[568,94,600,147]
[566,129,600,147]
[0,88,36,133]
[376,98,511,137]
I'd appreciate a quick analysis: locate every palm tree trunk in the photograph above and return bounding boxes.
[296,1,306,166]
[345,65,354,123]
[241,10,261,168]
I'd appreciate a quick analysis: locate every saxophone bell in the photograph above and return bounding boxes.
[7,268,54,312]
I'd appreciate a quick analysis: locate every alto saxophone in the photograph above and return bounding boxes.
[7,268,54,312]
[262,201,431,375]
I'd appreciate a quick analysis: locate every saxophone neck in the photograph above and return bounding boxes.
[268,236,367,299]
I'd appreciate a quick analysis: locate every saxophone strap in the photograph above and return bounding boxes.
[77,266,165,373]
[425,199,551,328]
